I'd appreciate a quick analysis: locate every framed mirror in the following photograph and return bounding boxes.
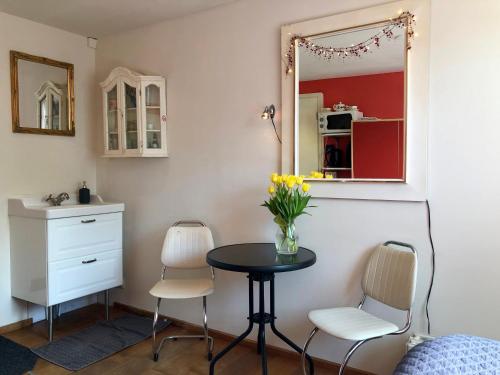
[281,0,430,201]
[10,50,74,136]
[294,19,408,181]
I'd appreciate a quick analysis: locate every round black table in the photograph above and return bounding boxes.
[207,243,316,375]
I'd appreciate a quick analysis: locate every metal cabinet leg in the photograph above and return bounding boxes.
[47,305,53,342]
[104,289,110,320]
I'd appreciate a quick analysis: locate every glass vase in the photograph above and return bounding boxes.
[275,223,299,255]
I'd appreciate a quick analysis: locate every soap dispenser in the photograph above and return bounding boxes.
[79,181,90,204]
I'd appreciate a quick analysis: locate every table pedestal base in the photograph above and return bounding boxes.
[209,273,314,375]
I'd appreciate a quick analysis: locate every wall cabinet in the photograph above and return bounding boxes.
[35,81,66,130]
[100,67,167,157]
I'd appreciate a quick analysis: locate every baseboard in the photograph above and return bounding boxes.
[114,302,374,375]
[0,317,33,335]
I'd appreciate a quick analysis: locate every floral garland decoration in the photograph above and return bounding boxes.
[285,11,416,74]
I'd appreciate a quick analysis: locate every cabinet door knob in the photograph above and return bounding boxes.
[81,219,96,224]
[82,258,97,264]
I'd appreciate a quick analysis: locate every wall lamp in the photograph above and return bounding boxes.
[261,104,281,143]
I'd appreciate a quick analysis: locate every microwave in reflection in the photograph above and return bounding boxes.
[318,110,363,134]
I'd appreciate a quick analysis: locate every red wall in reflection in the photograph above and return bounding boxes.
[352,120,405,179]
[299,71,404,118]
[301,71,405,179]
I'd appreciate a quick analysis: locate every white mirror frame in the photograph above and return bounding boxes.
[281,0,430,201]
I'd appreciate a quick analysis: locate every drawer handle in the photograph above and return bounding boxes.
[81,219,96,224]
[82,258,97,264]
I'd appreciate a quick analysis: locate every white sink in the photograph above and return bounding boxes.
[8,194,125,219]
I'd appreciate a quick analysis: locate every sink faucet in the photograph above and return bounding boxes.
[46,192,70,206]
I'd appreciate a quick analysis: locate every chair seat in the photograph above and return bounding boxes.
[308,307,399,341]
[149,278,214,299]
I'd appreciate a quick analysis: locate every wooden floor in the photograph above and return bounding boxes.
[3,304,343,375]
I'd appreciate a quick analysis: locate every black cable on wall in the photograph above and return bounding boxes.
[425,199,436,335]
[271,118,282,144]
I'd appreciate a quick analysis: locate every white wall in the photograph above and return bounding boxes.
[428,0,500,337]
[86,0,499,373]
[3,2,499,372]
[0,12,97,326]
[95,1,429,374]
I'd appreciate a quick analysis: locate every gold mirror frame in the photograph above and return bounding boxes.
[10,50,75,136]
[292,18,410,182]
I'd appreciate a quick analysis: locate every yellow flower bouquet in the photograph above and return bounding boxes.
[262,173,315,255]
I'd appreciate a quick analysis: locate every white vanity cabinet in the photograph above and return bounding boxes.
[9,195,124,341]
[100,67,167,157]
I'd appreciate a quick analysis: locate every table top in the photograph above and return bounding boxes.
[206,243,316,274]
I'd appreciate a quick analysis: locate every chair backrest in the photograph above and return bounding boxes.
[361,243,417,311]
[161,223,214,269]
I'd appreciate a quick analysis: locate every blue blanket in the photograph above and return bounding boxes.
[394,335,500,374]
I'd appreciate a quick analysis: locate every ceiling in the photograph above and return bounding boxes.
[0,0,239,38]
[299,24,405,81]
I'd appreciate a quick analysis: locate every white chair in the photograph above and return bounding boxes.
[150,220,215,362]
[301,241,417,375]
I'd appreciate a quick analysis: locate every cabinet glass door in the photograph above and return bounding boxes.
[39,95,49,129]
[106,85,119,150]
[51,95,60,130]
[144,84,161,149]
[124,83,138,150]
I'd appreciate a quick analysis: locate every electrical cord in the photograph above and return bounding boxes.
[425,199,436,335]
[271,118,282,144]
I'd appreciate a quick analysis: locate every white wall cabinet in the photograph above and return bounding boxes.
[100,67,167,157]
[35,81,66,131]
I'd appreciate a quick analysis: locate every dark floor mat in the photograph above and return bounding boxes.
[0,335,38,375]
[31,314,170,371]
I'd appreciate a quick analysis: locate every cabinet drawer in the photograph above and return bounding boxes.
[48,212,122,261]
[48,249,122,305]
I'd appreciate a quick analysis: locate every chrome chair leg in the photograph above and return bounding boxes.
[152,296,214,363]
[203,296,213,361]
[152,298,162,361]
[339,340,368,375]
[301,327,318,375]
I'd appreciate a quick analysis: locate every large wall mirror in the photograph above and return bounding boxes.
[281,0,430,201]
[10,51,74,136]
[295,19,408,181]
